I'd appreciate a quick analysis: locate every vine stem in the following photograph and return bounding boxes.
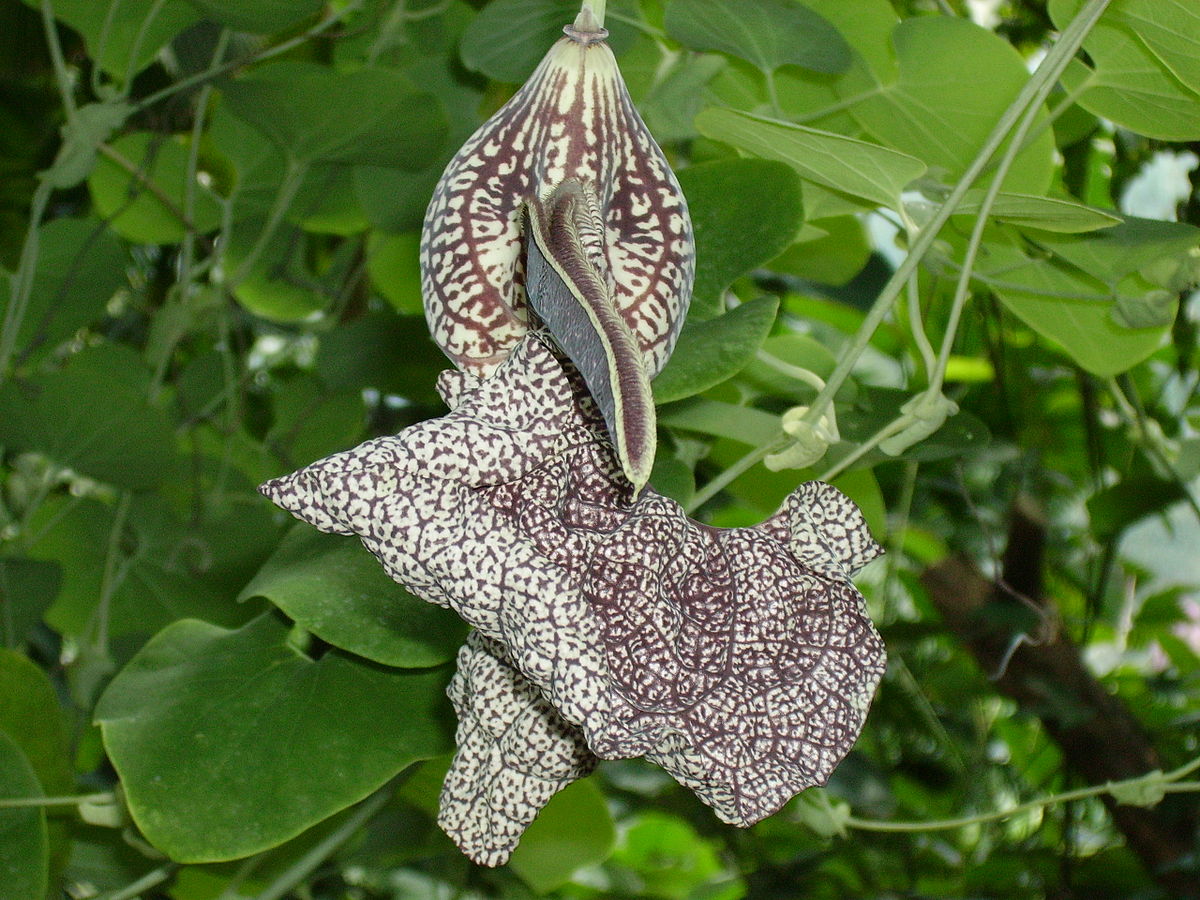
[250,783,395,900]
[844,754,1200,833]
[799,0,1114,432]
[685,440,781,515]
[94,864,178,900]
[0,792,115,809]
[581,0,607,28]
[131,2,364,115]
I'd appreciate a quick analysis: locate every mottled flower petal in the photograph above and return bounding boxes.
[440,632,597,866]
[260,333,886,859]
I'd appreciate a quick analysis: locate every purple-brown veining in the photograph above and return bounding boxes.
[420,15,694,378]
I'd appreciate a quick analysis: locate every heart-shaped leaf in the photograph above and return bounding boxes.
[97,614,454,862]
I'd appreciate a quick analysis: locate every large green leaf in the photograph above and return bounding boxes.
[0,732,47,900]
[509,778,616,893]
[239,527,466,668]
[843,16,1056,193]
[220,62,447,167]
[29,495,266,641]
[96,613,454,862]
[695,108,925,212]
[24,0,199,79]
[314,312,449,407]
[676,158,803,317]
[185,0,324,33]
[1051,0,1200,141]
[658,398,779,446]
[4,217,125,361]
[653,297,779,403]
[458,0,638,83]
[1095,0,1200,94]
[88,132,223,244]
[0,651,72,799]
[0,559,60,647]
[975,223,1198,375]
[664,0,850,75]
[0,344,181,490]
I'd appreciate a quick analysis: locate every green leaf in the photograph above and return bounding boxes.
[977,226,1191,376]
[1088,477,1187,541]
[0,650,73,799]
[951,191,1122,233]
[88,132,223,244]
[265,375,365,469]
[770,215,871,286]
[676,159,803,317]
[185,0,324,33]
[458,0,638,83]
[238,527,467,668]
[96,614,454,862]
[1052,0,1200,141]
[509,778,615,893]
[366,232,424,315]
[658,398,779,446]
[6,217,125,361]
[696,108,926,211]
[1108,771,1167,808]
[664,0,850,75]
[220,63,448,167]
[1090,0,1200,94]
[29,495,266,641]
[0,731,47,900]
[0,558,61,648]
[653,297,779,403]
[42,101,132,189]
[844,16,1056,193]
[0,344,181,489]
[315,312,449,407]
[25,0,199,79]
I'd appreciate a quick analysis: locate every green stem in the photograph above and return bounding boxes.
[581,0,607,28]
[929,13,1079,395]
[40,0,76,117]
[846,754,1200,833]
[800,0,1114,431]
[132,2,362,115]
[121,0,167,91]
[818,417,909,482]
[252,785,394,900]
[0,179,54,383]
[754,350,827,392]
[0,792,115,809]
[686,440,781,515]
[225,158,307,290]
[95,864,178,900]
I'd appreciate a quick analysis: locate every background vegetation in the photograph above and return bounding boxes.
[2,0,1200,897]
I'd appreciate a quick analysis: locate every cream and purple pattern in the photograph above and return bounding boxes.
[261,334,886,865]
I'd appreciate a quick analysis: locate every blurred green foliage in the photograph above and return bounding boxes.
[1,0,1199,897]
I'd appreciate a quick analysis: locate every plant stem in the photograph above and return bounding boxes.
[582,0,607,28]
[252,784,394,900]
[225,158,307,290]
[0,792,115,809]
[132,2,362,115]
[685,440,781,515]
[799,0,1114,431]
[929,9,1082,395]
[95,864,178,900]
[845,753,1200,833]
[40,0,76,117]
[0,180,54,383]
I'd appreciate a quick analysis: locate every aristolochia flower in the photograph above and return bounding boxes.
[261,333,887,865]
[420,6,694,492]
